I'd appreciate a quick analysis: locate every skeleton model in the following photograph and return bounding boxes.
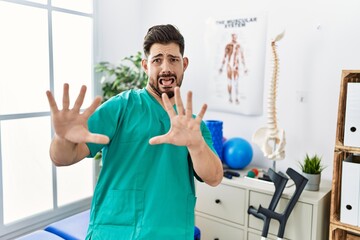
[253,31,286,161]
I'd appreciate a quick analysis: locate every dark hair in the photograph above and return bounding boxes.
[143,24,185,57]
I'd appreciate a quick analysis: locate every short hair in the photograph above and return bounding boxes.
[143,24,185,57]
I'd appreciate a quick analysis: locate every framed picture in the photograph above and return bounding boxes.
[205,14,267,115]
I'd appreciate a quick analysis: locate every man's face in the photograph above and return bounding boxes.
[142,42,188,98]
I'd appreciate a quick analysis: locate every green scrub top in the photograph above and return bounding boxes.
[85,89,216,240]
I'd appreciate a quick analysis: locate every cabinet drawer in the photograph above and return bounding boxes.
[196,183,246,225]
[248,231,279,240]
[195,215,244,240]
[248,190,312,240]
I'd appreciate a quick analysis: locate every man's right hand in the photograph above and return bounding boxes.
[46,83,109,145]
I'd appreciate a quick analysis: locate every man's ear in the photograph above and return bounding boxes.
[141,59,149,74]
[183,57,189,71]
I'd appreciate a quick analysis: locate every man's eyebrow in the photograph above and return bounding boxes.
[151,53,180,59]
[167,54,180,59]
[151,53,164,59]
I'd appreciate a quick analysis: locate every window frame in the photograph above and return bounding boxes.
[0,0,97,238]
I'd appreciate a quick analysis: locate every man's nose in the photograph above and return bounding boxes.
[161,60,172,72]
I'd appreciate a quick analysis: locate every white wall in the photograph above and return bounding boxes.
[96,0,360,180]
[95,0,145,63]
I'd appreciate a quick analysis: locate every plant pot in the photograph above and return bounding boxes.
[302,172,321,191]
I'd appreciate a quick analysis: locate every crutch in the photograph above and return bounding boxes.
[248,168,308,240]
[248,168,289,240]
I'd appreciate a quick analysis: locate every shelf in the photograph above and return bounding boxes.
[334,71,360,147]
[331,220,360,234]
[335,144,360,153]
[330,70,360,240]
[330,221,360,240]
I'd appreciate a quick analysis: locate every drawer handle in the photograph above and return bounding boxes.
[215,199,221,204]
[214,238,219,240]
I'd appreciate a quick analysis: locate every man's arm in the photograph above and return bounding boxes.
[46,84,109,166]
[187,139,223,186]
[49,136,90,166]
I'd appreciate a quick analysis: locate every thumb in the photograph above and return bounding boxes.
[149,135,166,145]
[86,133,110,144]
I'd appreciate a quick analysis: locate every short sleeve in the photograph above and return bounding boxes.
[86,95,124,157]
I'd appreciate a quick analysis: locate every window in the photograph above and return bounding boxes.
[0,0,94,238]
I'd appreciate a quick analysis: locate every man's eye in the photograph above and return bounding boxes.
[153,59,161,63]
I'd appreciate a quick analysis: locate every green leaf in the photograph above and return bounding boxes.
[299,153,326,174]
[97,54,146,95]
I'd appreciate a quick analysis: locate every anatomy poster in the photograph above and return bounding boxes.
[205,14,267,115]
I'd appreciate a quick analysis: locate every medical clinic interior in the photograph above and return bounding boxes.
[1,0,360,239]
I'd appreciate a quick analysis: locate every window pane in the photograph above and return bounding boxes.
[52,11,94,207]
[25,0,47,4]
[0,2,49,115]
[52,0,92,14]
[52,12,93,107]
[56,159,93,206]
[1,117,53,224]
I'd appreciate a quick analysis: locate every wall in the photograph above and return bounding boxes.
[96,0,360,180]
[95,0,144,63]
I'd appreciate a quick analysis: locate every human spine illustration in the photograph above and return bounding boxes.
[252,31,286,160]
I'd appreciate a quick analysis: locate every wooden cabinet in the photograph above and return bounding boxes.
[195,169,331,240]
[330,70,360,239]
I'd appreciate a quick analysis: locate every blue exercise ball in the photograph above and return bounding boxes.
[223,137,253,169]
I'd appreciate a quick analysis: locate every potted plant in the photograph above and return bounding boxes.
[299,153,326,191]
[93,51,148,166]
[95,51,147,103]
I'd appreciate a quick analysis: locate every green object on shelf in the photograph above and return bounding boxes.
[247,170,256,178]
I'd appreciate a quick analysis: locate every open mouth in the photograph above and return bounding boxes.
[159,77,175,86]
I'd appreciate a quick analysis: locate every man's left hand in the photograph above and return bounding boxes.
[149,87,207,148]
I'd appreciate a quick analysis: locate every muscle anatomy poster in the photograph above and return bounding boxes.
[205,14,267,115]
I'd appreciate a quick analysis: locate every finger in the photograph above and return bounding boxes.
[46,90,59,113]
[196,104,208,122]
[185,91,193,119]
[85,133,110,144]
[82,96,102,118]
[62,83,70,110]
[174,87,185,116]
[149,135,167,145]
[162,93,176,118]
[73,85,87,111]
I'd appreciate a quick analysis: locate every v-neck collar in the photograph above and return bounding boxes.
[144,88,177,114]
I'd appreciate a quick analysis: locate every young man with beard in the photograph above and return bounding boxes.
[46,24,223,239]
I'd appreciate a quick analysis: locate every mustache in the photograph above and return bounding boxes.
[158,73,177,79]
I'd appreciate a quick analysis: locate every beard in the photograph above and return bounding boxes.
[148,72,183,98]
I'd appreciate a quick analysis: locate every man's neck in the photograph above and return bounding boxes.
[145,85,175,107]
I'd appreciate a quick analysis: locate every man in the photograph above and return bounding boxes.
[46,24,223,239]
[219,33,247,104]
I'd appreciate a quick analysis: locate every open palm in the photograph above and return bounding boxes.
[149,87,207,147]
[46,84,109,144]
